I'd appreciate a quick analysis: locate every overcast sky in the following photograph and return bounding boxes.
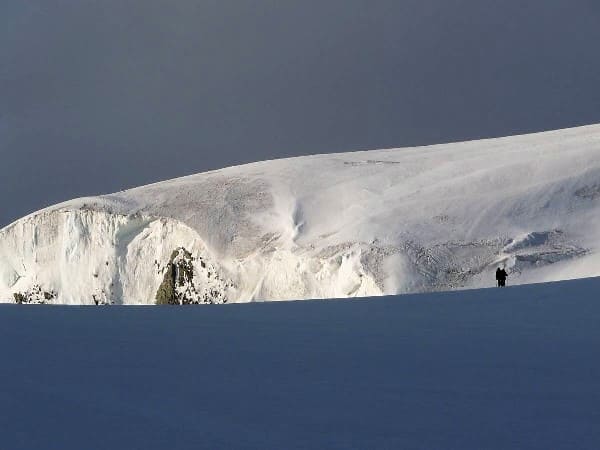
[2,0,600,226]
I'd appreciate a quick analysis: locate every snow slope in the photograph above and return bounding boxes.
[1,277,600,449]
[2,124,600,304]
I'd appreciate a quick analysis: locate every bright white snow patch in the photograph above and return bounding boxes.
[2,124,600,304]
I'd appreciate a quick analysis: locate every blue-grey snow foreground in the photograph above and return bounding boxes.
[2,124,600,304]
[2,277,600,450]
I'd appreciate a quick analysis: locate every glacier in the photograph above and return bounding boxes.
[2,123,600,304]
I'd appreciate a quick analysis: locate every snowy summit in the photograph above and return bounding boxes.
[1,124,600,305]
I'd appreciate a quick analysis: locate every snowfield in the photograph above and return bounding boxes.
[2,124,600,304]
[1,277,599,449]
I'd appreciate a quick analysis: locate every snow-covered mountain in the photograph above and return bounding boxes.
[2,124,600,305]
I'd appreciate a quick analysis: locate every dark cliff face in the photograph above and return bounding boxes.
[155,248,229,305]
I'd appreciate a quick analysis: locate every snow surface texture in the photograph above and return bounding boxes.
[2,124,600,304]
[1,277,600,449]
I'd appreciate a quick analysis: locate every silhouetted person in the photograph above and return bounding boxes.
[496,267,508,287]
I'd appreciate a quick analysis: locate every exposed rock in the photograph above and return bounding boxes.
[156,248,229,305]
[13,285,57,304]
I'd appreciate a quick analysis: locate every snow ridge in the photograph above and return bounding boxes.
[2,124,600,304]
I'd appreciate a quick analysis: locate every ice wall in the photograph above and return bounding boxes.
[0,209,384,304]
[0,210,231,304]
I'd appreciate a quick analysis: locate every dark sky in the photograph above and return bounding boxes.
[2,0,600,227]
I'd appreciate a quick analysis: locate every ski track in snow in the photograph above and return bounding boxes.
[2,123,600,304]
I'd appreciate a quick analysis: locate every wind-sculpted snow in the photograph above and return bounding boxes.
[2,124,600,304]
